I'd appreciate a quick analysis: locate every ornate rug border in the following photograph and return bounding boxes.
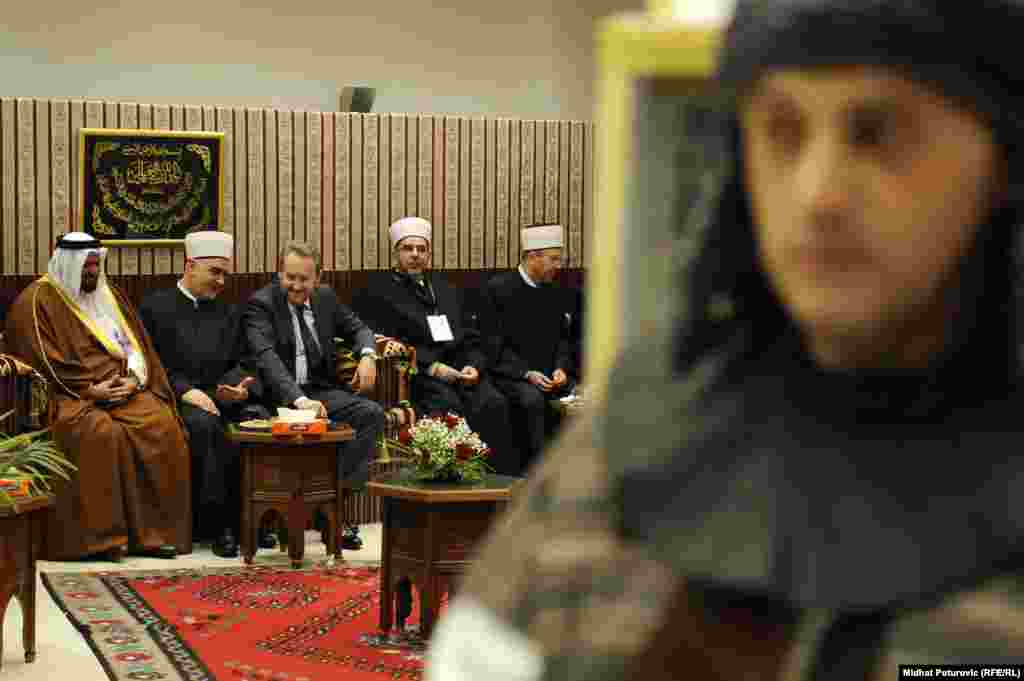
[40,558,385,681]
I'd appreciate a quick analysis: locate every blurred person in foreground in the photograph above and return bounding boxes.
[427,1,1024,679]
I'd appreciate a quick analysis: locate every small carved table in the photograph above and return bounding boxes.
[0,493,54,667]
[226,426,355,568]
[368,472,523,640]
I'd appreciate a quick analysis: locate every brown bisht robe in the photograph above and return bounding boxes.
[4,276,191,559]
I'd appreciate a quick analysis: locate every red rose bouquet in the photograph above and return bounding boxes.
[383,413,492,482]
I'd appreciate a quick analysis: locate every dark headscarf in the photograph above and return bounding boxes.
[602,1,1024,678]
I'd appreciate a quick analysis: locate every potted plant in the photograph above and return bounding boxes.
[381,413,492,483]
[0,429,76,508]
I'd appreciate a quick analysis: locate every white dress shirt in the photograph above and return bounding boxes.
[287,301,321,387]
[78,290,148,385]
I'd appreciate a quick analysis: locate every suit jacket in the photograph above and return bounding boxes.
[244,283,376,406]
[352,271,486,374]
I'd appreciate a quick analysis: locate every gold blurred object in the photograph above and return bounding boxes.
[589,9,725,402]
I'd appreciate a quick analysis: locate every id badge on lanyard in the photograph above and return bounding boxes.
[427,314,455,342]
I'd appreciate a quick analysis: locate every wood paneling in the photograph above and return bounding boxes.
[0,98,592,276]
[0,267,583,320]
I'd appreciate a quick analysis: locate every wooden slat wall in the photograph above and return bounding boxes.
[0,97,593,276]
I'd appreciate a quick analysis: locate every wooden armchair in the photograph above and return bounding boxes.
[0,333,48,436]
[334,334,417,438]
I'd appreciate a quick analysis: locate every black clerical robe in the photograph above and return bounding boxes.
[481,270,574,472]
[353,271,514,471]
[138,286,261,401]
[482,270,572,380]
[139,285,266,535]
[353,271,486,378]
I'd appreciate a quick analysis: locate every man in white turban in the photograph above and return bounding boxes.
[5,232,191,561]
[139,229,273,559]
[352,217,514,474]
[480,223,575,475]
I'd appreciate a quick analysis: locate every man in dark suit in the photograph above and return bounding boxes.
[483,224,575,474]
[353,217,514,473]
[244,239,385,550]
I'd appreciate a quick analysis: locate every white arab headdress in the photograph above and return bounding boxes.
[45,232,147,383]
[47,232,108,300]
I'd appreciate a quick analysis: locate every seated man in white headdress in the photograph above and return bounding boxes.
[482,223,575,475]
[139,229,274,559]
[4,232,191,561]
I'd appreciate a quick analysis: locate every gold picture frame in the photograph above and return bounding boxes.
[78,128,226,246]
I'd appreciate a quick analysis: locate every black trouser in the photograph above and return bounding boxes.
[491,376,574,475]
[179,396,271,539]
[301,384,385,490]
[412,374,515,476]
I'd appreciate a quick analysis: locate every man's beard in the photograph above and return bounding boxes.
[80,278,98,293]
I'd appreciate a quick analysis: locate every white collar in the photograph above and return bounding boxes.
[518,265,538,289]
[177,279,198,307]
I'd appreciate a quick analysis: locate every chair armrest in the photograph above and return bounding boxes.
[334,335,418,418]
[0,334,50,433]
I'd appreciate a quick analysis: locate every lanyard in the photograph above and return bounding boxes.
[395,272,439,314]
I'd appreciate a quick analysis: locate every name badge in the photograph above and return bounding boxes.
[427,314,455,342]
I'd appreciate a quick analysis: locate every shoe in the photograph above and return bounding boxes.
[148,545,177,559]
[212,529,239,558]
[312,509,327,532]
[341,525,363,551]
[105,546,126,563]
[258,528,277,549]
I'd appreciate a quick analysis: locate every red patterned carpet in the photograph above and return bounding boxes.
[41,562,445,681]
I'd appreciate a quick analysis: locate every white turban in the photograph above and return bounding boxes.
[47,232,108,301]
[389,217,432,248]
[521,224,563,252]
[185,231,233,260]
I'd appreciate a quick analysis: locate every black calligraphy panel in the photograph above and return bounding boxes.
[81,131,222,240]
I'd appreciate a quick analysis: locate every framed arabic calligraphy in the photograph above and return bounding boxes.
[78,128,225,245]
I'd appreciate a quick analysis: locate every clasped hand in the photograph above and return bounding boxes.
[86,375,139,403]
[183,376,255,416]
[431,363,479,386]
[526,368,567,393]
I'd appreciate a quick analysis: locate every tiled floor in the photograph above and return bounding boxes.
[0,523,383,681]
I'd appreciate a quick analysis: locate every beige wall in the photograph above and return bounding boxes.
[0,0,643,121]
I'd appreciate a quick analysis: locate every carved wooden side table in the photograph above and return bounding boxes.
[226,426,355,568]
[368,472,523,640]
[0,493,54,667]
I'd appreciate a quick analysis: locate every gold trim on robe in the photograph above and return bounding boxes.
[39,275,147,384]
